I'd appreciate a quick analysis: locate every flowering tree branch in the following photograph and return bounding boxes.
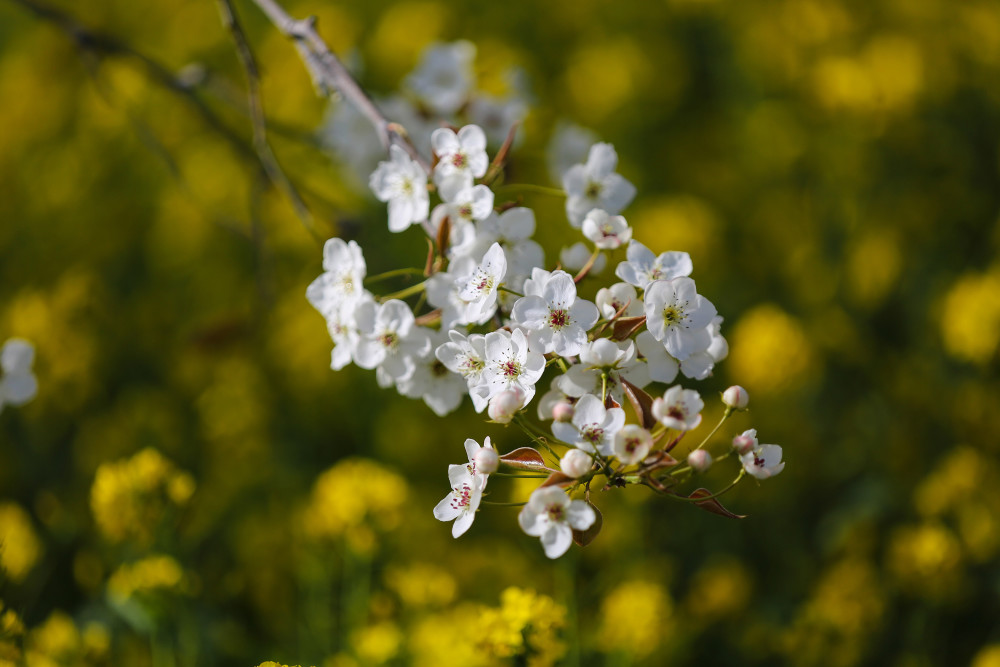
[246,0,433,173]
[216,0,317,235]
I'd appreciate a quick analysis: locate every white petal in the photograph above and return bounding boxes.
[541,524,573,559]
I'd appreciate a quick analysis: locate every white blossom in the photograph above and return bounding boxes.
[306,238,368,318]
[547,121,598,186]
[581,209,632,249]
[466,208,544,279]
[399,331,467,416]
[482,328,545,405]
[552,393,625,455]
[615,240,693,291]
[510,270,599,357]
[488,388,525,424]
[651,385,703,431]
[562,143,636,227]
[431,124,489,186]
[643,277,718,361]
[353,299,431,382]
[613,425,653,466]
[433,464,483,538]
[369,145,430,232]
[435,330,490,412]
[405,41,476,115]
[467,93,527,146]
[596,282,643,320]
[635,330,679,384]
[737,429,785,479]
[458,243,507,323]
[518,486,596,559]
[0,339,37,413]
[556,339,650,402]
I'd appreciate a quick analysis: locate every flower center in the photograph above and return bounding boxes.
[431,360,450,378]
[662,305,684,326]
[452,152,468,168]
[625,437,642,453]
[582,425,604,445]
[379,332,399,349]
[549,309,569,329]
[461,356,485,376]
[667,406,686,420]
[753,454,766,468]
[501,359,522,379]
[546,503,565,521]
[459,204,473,219]
[450,483,473,510]
[585,181,602,199]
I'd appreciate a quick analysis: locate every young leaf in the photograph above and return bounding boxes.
[539,471,576,488]
[621,377,657,429]
[611,316,646,341]
[687,488,747,519]
[500,447,556,473]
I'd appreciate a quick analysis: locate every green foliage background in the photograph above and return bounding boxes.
[1,0,1000,665]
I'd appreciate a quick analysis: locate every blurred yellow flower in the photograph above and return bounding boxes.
[940,268,1000,364]
[0,601,24,665]
[685,557,752,621]
[302,459,409,552]
[24,611,108,667]
[973,644,1000,667]
[475,587,566,667]
[107,554,187,600]
[352,621,402,664]
[0,502,41,583]
[887,522,964,599]
[385,562,457,608]
[90,448,195,546]
[728,304,816,394]
[599,580,672,657]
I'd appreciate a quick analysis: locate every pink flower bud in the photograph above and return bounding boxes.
[488,389,525,424]
[687,449,713,473]
[474,447,500,474]
[722,385,749,409]
[552,401,575,423]
[732,434,755,456]
[560,449,592,478]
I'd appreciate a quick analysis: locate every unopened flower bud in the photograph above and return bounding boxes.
[488,389,525,424]
[687,449,713,473]
[474,447,500,474]
[560,449,593,478]
[722,385,749,410]
[732,434,755,456]
[552,401,575,423]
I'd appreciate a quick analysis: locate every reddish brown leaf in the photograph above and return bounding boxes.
[604,394,621,410]
[639,450,679,474]
[611,316,646,341]
[572,501,603,547]
[499,447,555,473]
[687,488,747,519]
[539,471,576,488]
[435,215,451,258]
[621,378,657,429]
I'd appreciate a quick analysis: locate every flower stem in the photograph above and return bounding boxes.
[482,500,527,507]
[496,183,566,197]
[365,267,425,283]
[692,407,733,451]
[380,280,426,301]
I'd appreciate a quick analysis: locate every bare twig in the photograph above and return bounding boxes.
[246,0,432,173]
[216,0,317,235]
[7,0,327,242]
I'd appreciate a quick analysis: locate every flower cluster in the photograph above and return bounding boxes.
[309,113,785,558]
